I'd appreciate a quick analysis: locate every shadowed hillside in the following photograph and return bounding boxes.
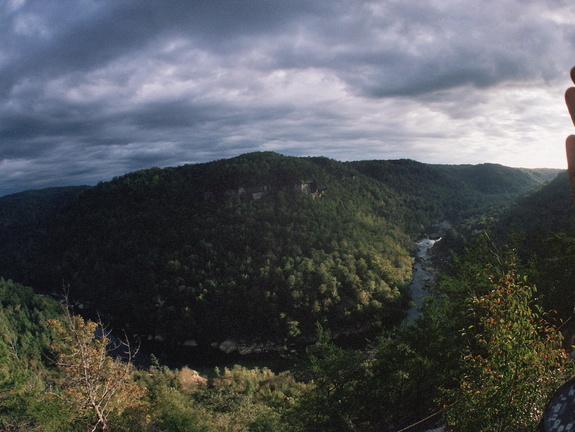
[0,152,558,344]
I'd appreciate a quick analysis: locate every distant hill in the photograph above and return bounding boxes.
[499,170,574,236]
[0,152,559,344]
[351,159,559,228]
[484,172,575,321]
[0,186,88,227]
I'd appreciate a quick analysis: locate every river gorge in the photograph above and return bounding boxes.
[128,221,452,372]
[405,221,451,324]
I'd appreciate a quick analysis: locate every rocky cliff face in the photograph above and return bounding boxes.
[209,180,327,201]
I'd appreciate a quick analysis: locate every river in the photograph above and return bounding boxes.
[405,221,451,324]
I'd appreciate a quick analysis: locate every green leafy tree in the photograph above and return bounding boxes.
[0,279,72,431]
[292,325,445,431]
[290,326,370,431]
[444,270,571,432]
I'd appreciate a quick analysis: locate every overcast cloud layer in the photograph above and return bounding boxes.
[1,0,575,196]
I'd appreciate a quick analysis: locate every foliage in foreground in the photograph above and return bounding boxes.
[443,268,571,432]
[0,278,308,431]
[47,310,147,432]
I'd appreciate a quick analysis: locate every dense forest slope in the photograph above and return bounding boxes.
[0,152,559,344]
[351,159,559,228]
[490,171,575,321]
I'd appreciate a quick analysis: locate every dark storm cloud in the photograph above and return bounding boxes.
[293,1,568,97]
[0,0,574,196]
[1,0,316,86]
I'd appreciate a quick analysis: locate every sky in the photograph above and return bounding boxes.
[1,0,575,196]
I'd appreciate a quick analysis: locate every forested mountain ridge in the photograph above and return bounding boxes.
[0,152,560,344]
[0,186,89,228]
[351,159,560,228]
[488,171,575,323]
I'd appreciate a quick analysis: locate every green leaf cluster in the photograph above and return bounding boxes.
[0,278,74,431]
[443,271,570,431]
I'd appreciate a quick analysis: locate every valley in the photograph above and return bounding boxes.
[0,152,569,432]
